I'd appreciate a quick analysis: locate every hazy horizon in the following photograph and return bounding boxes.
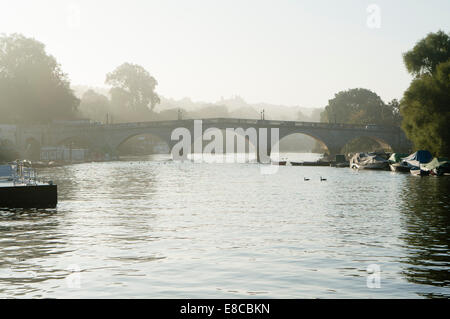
[1,0,449,108]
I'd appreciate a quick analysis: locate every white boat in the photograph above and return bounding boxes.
[401,150,434,176]
[350,152,389,170]
[388,153,411,172]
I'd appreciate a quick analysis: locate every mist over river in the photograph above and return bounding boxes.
[0,154,449,298]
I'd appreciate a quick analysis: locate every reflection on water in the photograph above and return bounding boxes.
[399,176,450,297]
[0,154,449,298]
[0,209,68,297]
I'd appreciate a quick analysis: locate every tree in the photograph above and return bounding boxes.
[106,63,160,114]
[385,99,402,126]
[320,88,401,154]
[0,33,79,124]
[320,88,399,125]
[400,31,450,157]
[401,60,450,156]
[403,30,450,77]
[78,89,111,123]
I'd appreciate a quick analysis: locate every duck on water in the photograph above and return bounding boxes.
[0,160,57,208]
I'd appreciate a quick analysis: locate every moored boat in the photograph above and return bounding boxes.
[349,152,389,170]
[402,150,433,168]
[401,150,433,177]
[410,166,430,177]
[290,161,303,166]
[290,160,331,166]
[302,161,330,166]
[272,160,287,166]
[422,157,450,176]
[0,160,57,208]
[388,153,410,172]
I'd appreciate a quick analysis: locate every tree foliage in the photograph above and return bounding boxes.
[319,88,401,154]
[401,60,450,156]
[106,63,160,114]
[403,30,450,77]
[321,88,401,126]
[400,31,450,157]
[0,33,79,124]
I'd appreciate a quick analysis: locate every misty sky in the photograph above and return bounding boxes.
[1,0,449,108]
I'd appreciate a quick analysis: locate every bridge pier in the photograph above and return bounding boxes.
[257,127,272,164]
[325,146,344,161]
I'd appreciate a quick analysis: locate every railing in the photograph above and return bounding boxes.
[47,118,400,132]
[7,161,40,186]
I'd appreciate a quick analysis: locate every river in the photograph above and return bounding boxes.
[0,153,449,298]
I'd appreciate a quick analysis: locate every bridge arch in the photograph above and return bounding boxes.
[276,131,332,156]
[190,127,259,162]
[192,127,258,151]
[340,135,394,155]
[116,132,171,156]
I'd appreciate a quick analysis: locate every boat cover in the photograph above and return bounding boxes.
[388,153,408,163]
[422,157,450,170]
[351,152,388,165]
[402,150,433,167]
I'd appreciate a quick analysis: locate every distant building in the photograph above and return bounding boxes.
[40,146,89,162]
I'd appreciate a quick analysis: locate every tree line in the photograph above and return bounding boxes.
[0,34,160,125]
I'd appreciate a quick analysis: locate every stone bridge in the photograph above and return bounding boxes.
[12,118,411,162]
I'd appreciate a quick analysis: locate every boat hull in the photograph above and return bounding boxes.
[302,161,330,166]
[0,185,57,208]
[290,162,303,166]
[410,168,430,177]
[351,163,388,170]
[389,163,411,172]
[289,161,331,166]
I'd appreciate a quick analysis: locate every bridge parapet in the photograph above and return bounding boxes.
[87,118,402,132]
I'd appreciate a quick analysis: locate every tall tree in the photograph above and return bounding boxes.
[321,88,399,125]
[403,30,450,77]
[401,60,450,156]
[400,31,450,157]
[106,63,160,114]
[320,88,401,154]
[0,33,79,124]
